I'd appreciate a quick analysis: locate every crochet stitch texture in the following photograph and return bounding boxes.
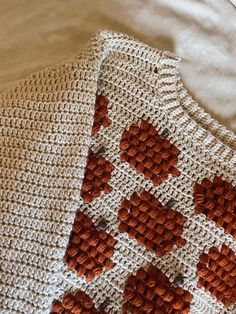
[0,31,236,314]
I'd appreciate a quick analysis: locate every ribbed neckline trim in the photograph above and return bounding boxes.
[157,51,236,168]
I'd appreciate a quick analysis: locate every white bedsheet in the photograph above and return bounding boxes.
[0,0,235,132]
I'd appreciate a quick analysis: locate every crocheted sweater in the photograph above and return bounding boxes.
[0,31,235,314]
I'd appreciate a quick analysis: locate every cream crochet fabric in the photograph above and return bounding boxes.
[0,31,235,314]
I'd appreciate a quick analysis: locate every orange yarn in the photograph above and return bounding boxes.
[194,176,236,239]
[118,191,186,256]
[122,266,192,313]
[50,290,107,314]
[197,244,236,307]
[92,93,111,135]
[81,150,114,204]
[64,211,116,281]
[120,120,180,185]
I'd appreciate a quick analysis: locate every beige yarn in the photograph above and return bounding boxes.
[0,31,235,314]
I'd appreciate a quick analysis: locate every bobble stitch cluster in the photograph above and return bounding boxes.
[50,291,106,314]
[197,244,236,307]
[122,266,192,314]
[65,211,116,281]
[81,150,114,204]
[92,93,111,135]
[118,191,186,256]
[194,176,236,239]
[120,120,180,186]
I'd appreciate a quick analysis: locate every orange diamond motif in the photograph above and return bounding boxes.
[81,150,114,204]
[50,290,107,314]
[120,120,180,185]
[118,191,186,256]
[197,244,236,307]
[194,176,236,239]
[92,93,111,135]
[65,211,116,281]
[122,266,192,313]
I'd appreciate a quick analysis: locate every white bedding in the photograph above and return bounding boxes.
[0,0,235,132]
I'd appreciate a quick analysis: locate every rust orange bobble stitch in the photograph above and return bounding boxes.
[50,291,108,314]
[197,244,236,307]
[122,266,192,313]
[120,120,181,185]
[64,211,117,281]
[92,93,111,135]
[193,175,236,239]
[118,191,186,256]
[81,150,114,204]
